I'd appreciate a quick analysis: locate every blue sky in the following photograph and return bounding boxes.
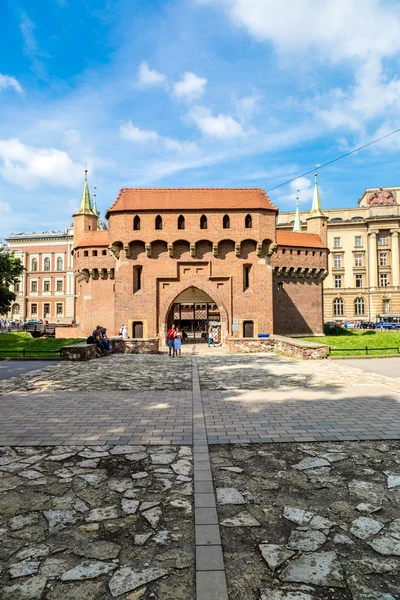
[1,0,400,239]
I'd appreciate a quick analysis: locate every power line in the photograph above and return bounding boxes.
[266,126,400,193]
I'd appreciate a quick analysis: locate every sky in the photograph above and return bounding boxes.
[1,0,400,240]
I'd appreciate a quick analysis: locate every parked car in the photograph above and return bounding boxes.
[343,321,356,329]
[360,321,376,330]
[25,318,43,325]
[324,321,337,328]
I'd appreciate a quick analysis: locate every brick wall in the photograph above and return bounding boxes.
[272,275,324,335]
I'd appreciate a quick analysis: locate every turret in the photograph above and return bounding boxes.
[73,170,98,247]
[293,193,302,232]
[306,172,328,246]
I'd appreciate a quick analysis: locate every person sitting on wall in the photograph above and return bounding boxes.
[101,327,111,352]
[87,325,108,354]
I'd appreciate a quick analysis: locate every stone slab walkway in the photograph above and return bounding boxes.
[1,353,400,599]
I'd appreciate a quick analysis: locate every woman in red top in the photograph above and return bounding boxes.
[167,324,176,357]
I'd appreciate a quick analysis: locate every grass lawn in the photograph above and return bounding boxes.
[0,332,85,358]
[301,330,400,356]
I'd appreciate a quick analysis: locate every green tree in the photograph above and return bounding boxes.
[0,244,25,315]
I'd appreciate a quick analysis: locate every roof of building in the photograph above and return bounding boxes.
[6,230,73,242]
[75,230,109,248]
[276,231,326,249]
[106,188,277,216]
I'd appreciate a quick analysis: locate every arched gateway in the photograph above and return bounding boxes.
[166,287,221,343]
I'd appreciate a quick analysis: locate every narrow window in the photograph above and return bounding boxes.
[31,258,38,271]
[243,265,251,291]
[56,257,63,270]
[223,214,230,229]
[92,250,97,257]
[44,281,50,292]
[245,214,252,228]
[333,298,344,316]
[155,215,162,230]
[178,215,185,230]
[200,215,207,229]
[297,250,301,255]
[43,303,50,317]
[134,266,143,292]
[56,280,63,292]
[334,275,342,288]
[44,257,50,271]
[31,281,38,292]
[84,250,88,257]
[102,249,107,255]
[133,215,141,230]
[31,303,38,315]
[56,303,63,316]
[355,297,365,316]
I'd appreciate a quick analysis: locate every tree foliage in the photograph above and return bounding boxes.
[0,244,25,315]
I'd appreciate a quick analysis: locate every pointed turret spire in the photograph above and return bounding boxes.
[293,190,302,232]
[92,187,100,217]
[77,170,94,214]
[308,170,325,218]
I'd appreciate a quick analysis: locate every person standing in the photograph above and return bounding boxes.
[167,324,176,357]
[122,324,128,339]
[173,326,182,358]
[208,324,215,347]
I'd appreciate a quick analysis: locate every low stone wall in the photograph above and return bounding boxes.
[227,335,328,359]
[55,326,84,339]
[60,343,98,361]
[110,338,159,354]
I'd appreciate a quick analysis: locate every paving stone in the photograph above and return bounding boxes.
[72,541,121,560]
[121,499,140,515]
[283,507,313,525]
[368,535,400,556]
[61,560,117,581]
[43,509,77,534]
[196,546,225,571]
[85,505,119,522]
[9,560,40,578]
[287,530,327,551]
[46,581,107,600]
[216,487,247,505]
[220,510,260,527]
[280,551,346,588]
[259,544,295,571]
[260,591,313,600]
[142,506,162,528]
[292,457,330,470]
[1,575,47,599]
[108,566,168,597]
[350,516,384,540]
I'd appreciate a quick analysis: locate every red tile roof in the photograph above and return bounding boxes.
[75,230,109,249]
[106,188,277,216]
[276,231,326,249]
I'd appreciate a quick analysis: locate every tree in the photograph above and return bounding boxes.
[0,244,24,315]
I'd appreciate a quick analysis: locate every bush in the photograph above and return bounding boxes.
[324,325,354,336]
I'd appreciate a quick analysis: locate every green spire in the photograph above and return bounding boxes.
[293,194,302,232]
[77,170,93,214]
[92,189,100,217]
[307,171,326,219]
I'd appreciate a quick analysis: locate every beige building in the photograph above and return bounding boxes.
[277,184,400,323]
[4,229,76,323]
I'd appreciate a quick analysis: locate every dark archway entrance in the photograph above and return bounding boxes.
[167,288,221,343]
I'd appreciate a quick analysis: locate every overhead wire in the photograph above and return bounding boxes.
[265,126,400,193]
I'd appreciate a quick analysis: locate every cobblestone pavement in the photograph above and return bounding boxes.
[0,444,194,600]
[210,441,400,600]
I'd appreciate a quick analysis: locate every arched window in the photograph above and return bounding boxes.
[44,257,51,271]
[354,297,365,316]
[223,214,230,229]
[155,215,162,230]
[333,298,344,316]
[133,215,141,231]
[31,258,38,272]
[12,303,20,315]
[178,215,185,230]
[200,215,208,230]
[245,214,252,228]
[56,257,63,270]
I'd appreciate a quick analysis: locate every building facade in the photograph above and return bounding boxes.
[72,182,329,342]
[278,184,400,323]
[4,228,75,323]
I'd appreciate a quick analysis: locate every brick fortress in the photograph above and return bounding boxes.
[72,172,329,343]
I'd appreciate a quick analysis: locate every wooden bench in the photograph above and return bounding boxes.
[60,342,99,361]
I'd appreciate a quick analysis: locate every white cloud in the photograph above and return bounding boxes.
[189,106,243,138]
[173,72,207,99]
[0,75,23,95]
[0,138,83,189]
[137,62,166,87]
[120,121,197,154]
[201,0,400,63]
[236,95,259,122]
[279,177,314,206]
[19,12,49,79]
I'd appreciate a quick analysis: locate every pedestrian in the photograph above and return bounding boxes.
[101,327,111,352]
[173,326,182,358]
[122,324,128,340]
[208,324,215,347]
[166,324,176,357]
